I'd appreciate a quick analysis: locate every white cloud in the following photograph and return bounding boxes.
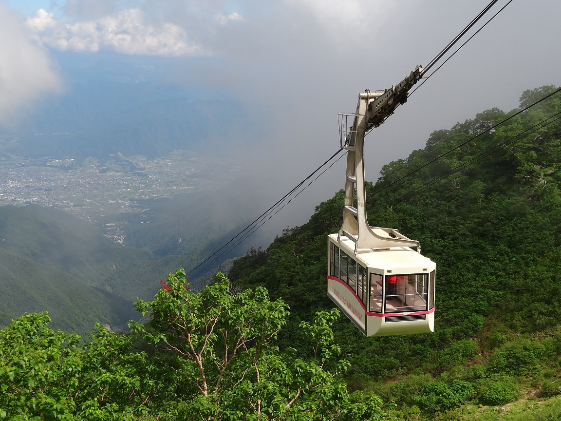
[0,4,62,127]
[283,0,398,48]
[286,0,364,26]
[215,12,245,25]
[26,8,205,56]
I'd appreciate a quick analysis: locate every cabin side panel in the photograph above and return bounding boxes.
[327,238,366,333]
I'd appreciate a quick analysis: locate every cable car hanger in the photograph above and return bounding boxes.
[338,66,423,254]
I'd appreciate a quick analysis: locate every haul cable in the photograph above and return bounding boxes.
[186,147,345,276]
[397,110,561,202]
[185,0,513,277]
[371,87,561,197]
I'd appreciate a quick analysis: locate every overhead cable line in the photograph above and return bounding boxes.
[201,150,349,267]
[410,0,514,97]
[186,0,513,277]
[186,147,346,276]
[371,87,561,197]
[396,110,561,202]
[423,0,499,74]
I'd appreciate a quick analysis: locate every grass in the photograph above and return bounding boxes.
[454,394,561,420]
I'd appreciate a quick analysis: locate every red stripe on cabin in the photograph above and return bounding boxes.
[328,276,366,310]
[327,275,435,318]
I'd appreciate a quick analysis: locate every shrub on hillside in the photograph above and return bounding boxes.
[413,380,475,413]
[487,338,545,376]
[477,376,520,406]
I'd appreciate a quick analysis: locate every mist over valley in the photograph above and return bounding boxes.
[0,54,273,332]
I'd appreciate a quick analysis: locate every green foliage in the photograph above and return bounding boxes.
[437,340,478,368]
[487,338,546,376]
[388,373,434,406]
[476,375,520,406]
[0,272,385,420]
[0,312,81,420]
[0,312,162,420]
[74,325,158,420]
[539,378,561,398]
[131,269,290,399]
[130,270,383,420]
[413,380,475,413]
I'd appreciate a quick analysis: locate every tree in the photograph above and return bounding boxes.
[0,312,81,420]
[0,312,160,421]
[131,269,384,420]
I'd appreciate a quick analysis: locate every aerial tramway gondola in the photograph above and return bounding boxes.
[327,66,436,336]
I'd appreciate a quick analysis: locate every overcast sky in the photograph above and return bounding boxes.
[1,0,561,235]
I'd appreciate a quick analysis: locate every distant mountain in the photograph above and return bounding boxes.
[0,205,169,332]
[122,175,271,260]
[1,53,247,159]
[0,192,262,332]
[0,205,150,290]
[0,248,136,334]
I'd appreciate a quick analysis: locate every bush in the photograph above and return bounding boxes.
[540,379,561,398]
[387,374,433,406]
[438,340,478,368]
[413,380,475,413]
[489,331,508,349]
[487,338,545,375]
[477,376,519,405]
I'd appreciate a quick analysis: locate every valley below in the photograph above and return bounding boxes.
[0,149,241,243]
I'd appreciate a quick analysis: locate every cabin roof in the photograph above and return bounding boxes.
[328,233,436,273]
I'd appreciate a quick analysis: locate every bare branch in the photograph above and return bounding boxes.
[285,388,302,409]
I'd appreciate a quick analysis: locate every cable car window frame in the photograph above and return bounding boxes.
[429,270,435,310]
[384,273,430,313]
[369,273,383,313]
[331,242,339,279]
[357,264,367,306]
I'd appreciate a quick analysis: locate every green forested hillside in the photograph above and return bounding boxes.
[0,196,257,332]
[0,205,183,332]
[0,205,150,289]
[228,86,561,418]
[0,248,136,333]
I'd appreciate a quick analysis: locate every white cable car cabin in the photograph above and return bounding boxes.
[327,67,436,336]
[327,233,435,336]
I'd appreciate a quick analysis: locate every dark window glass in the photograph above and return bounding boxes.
[332,244,340,278]
[340,252,349,284]
[357,265,366,305]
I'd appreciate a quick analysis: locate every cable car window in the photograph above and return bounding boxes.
[385,274,429,313]
[357,265,367,306]
[429,270,435,310]
[332,244,340,278]
[340,251,349,284]
[348,258,357,293]
[369,274,383,313]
